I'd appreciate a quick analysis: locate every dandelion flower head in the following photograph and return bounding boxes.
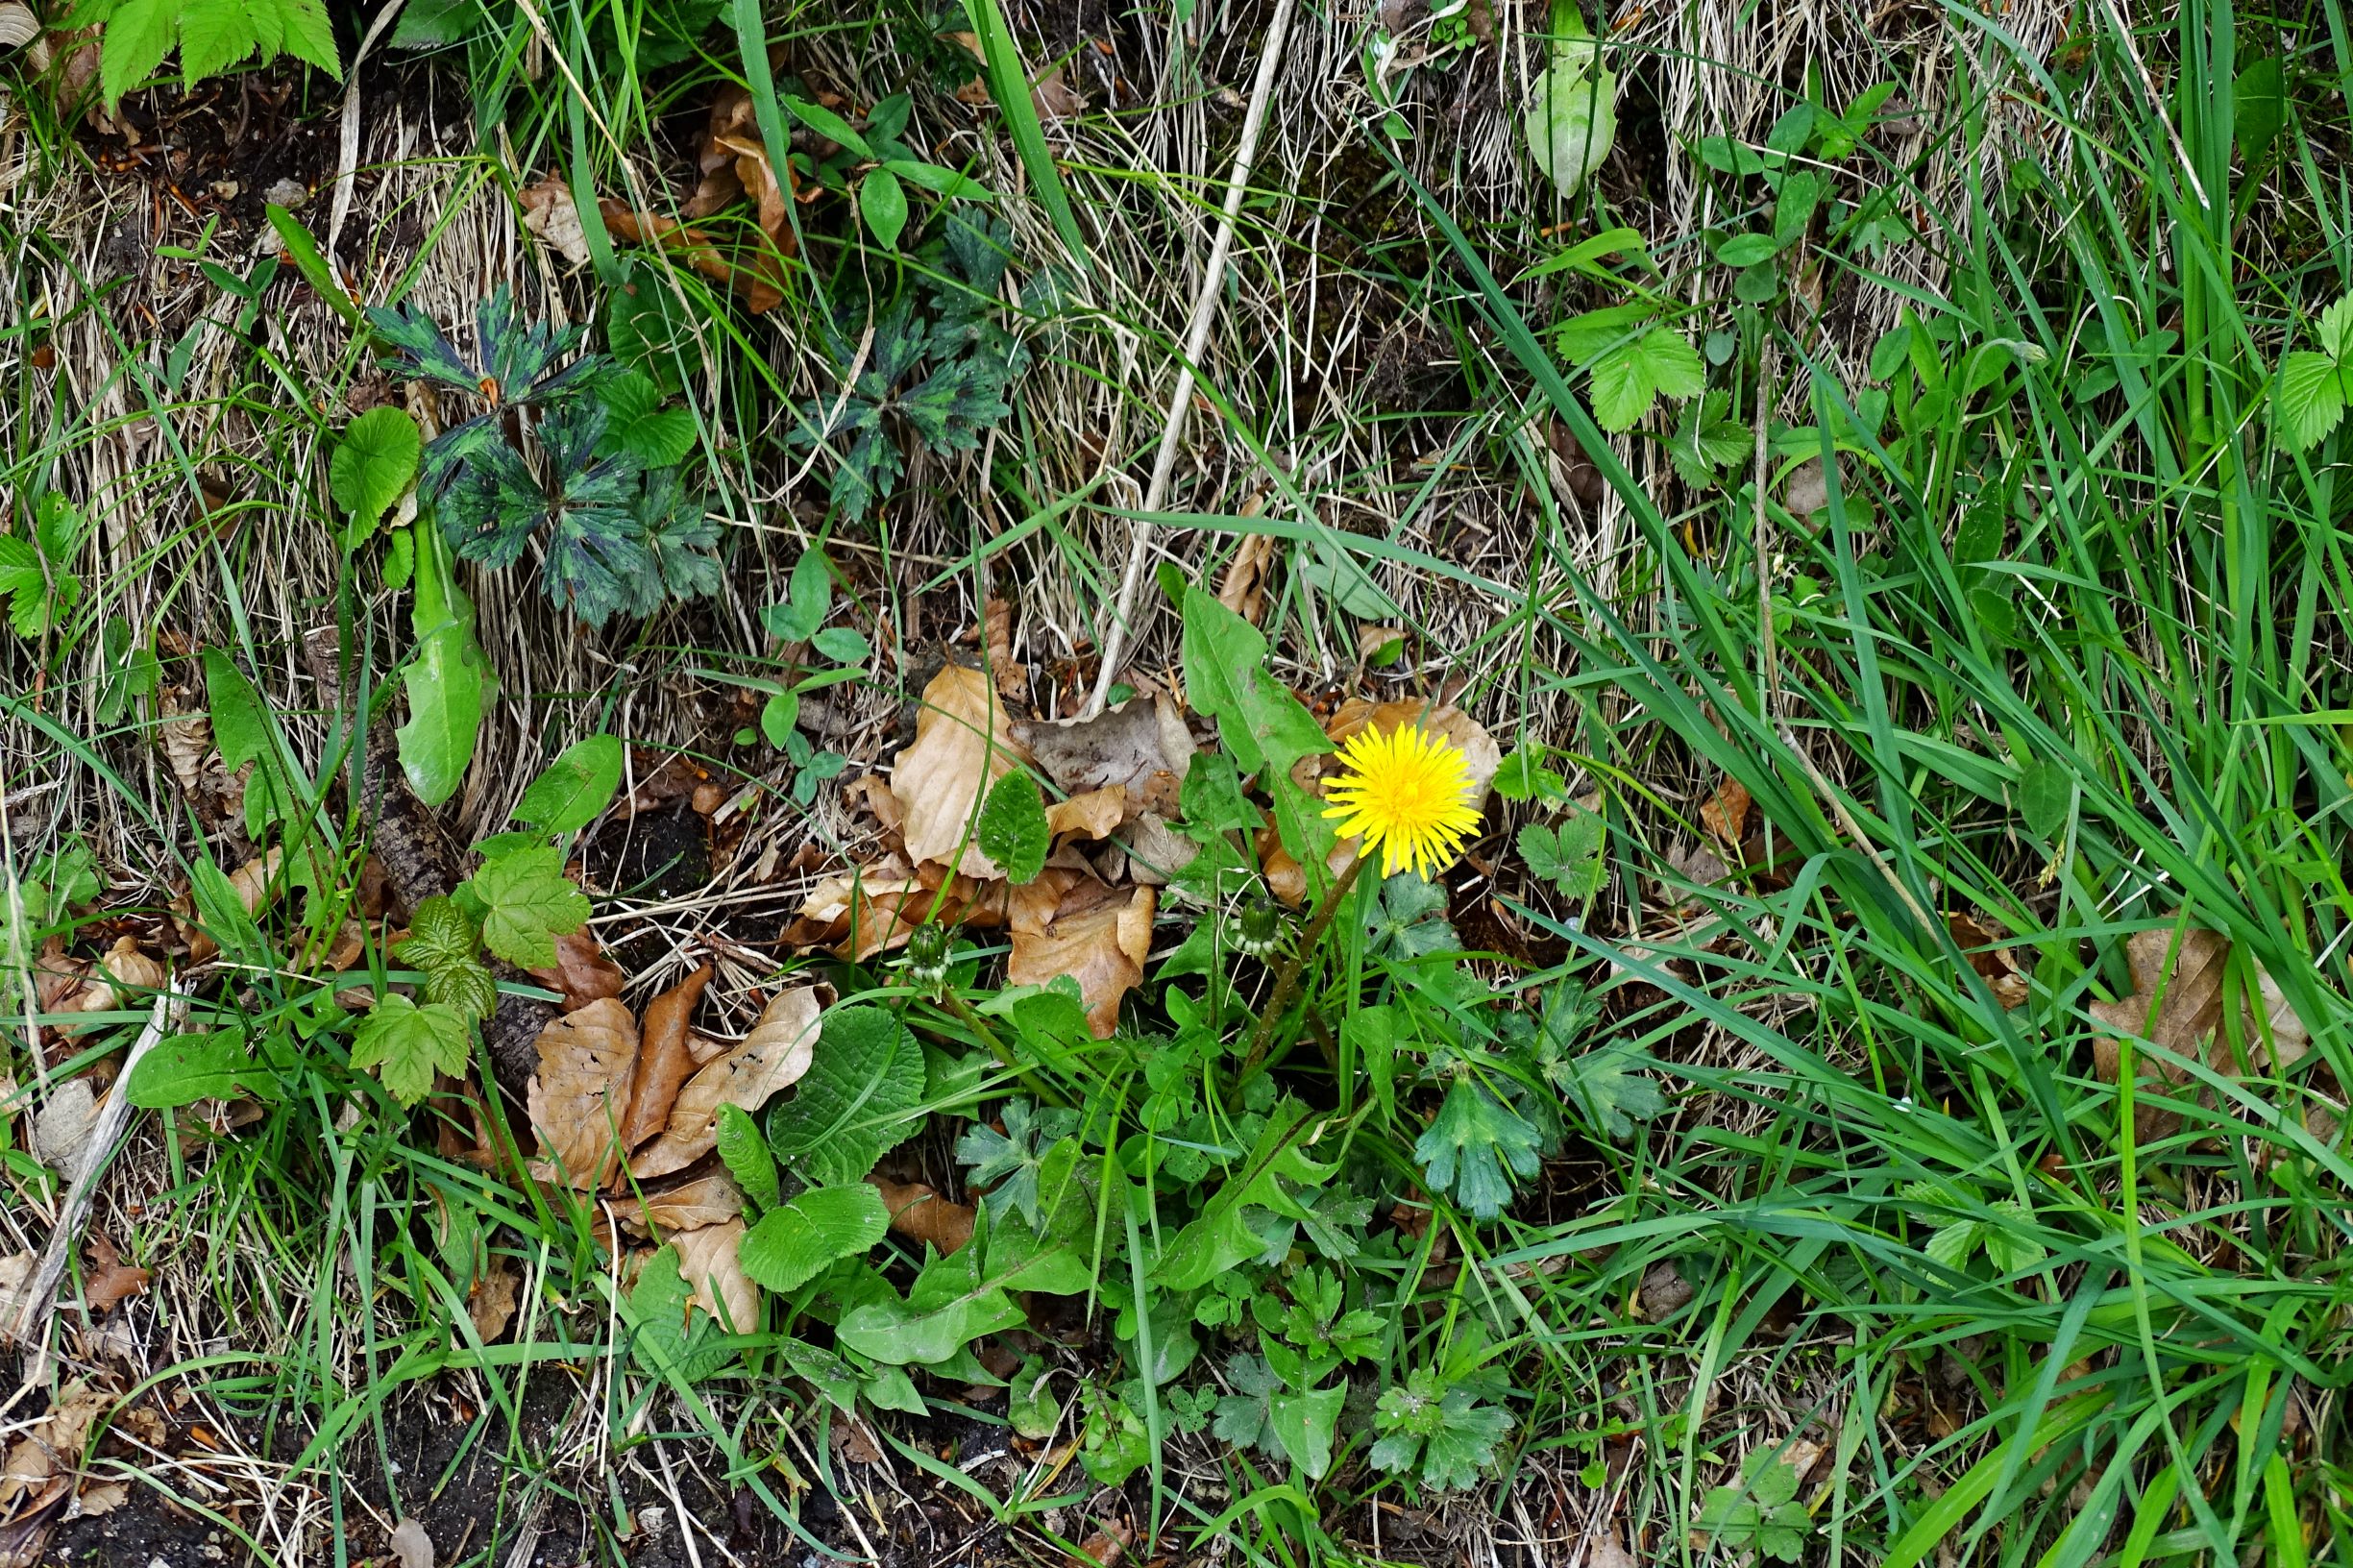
[1320,722,1483,879]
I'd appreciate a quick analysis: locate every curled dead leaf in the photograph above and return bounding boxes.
[466,1256,520,1344]
[1218,530,1277,625]
[870,1177,975,1255]
[1044,786,1127,842]
[519,178,590,268]
[599,199,788,314]
[893,664,1031,877]
[620,963,712,1151]
[526,929,627,1013]
[1699,777,1752,846]
[1949,913,2030,1010]
[51,936,167,1037]
[1007,882,1154,1039]
[983,597,1027,698]
[630,987,824,1180]
[526,998,642,1189]
[674,1219,757,1334]
[790,852,1006,960]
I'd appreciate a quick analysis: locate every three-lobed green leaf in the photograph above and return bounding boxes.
[350,993,473,1106]
[462,845,590,968]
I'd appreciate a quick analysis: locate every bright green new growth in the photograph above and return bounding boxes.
[97,0,342,110]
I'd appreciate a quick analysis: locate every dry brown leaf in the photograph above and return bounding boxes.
[72,1480,128,1516]
[787,853,1002,958]
[387,1517,436,1568]
[685,1028,730,1066]
[181,849,283,963]
[599,199,787,314]
[682,86,756,216]
[630,987,824,1180]
[466,1256,520,1344]
[519,178,590,267]
[870,1178,975,1255]
[2087,927,2315,1145]
[526,998,641,1189]
[32,1079,99,1171]
[1069,1523,1131,1568]
[1218,531,1277,624]
[1007,883,1154,1038]
[1323,698,1501,801]
[1006,863,1092,936]
[1118,812,1196,886]
[0,1251,33,1336]
[620,963,713,1151]
[1949,913,2030,1010]
[849,772,904,836]
[615,1171,748,1239]
[893,664,1031,877]
[674,1219,757,1334]
[0,1439,50,1509]
[1018,697,1194,815]
[1699,777,1752,845]
[53,936,168,1036]
[1045,786,1127,842]
[82,1235,149,1314]
[983,597,1027,698]
[526,929,628,1013]
[1581,1531,1637,1568]
[158,699,212,796]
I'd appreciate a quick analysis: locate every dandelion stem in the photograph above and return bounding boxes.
[1233,854,1366,1101]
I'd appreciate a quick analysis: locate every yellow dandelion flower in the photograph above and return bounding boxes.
[1321,723,1483,880]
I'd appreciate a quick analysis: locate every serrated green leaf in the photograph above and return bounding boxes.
[462,845,590,968]
[350,994,473,1106]
[273,0,343,75]
[598,371,699,468]
[100,0,180,108]
[2276,349,2347,450]
[178,0,258,84]
[514,734,625,834]
[739,1184,892,1293]
[331,407,422,542]
[765,1006,927,1186]
[1414,1076,1542,1220]
[2319,294,2353,363]
[977,770,1049,883]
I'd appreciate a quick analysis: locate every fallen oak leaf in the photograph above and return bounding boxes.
[620,962,713,1151]
[81,1235,148,1314]
[1007,882,1154,1039]
[527,998,641,1189]
[630,987,824,1180]
[869,1176,975,1255]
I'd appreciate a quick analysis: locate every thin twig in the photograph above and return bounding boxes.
[1085,0,1304,717]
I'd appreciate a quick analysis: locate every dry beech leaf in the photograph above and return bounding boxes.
[1699,777,1752,845]
[73,1480,129,1516]
[685,1028,729,1066]
[1218,530,1277,625]
[519,178,590,267]
[674,1219,757,1334]
[1007,883,1155,1039]
[2087,927,2315,1145]
[1006,862,1091,937]
[788,853,1002,958]
[683,86,756,216]
[1322,698,1500,800]
[1045,786,1127,842]
[630,987,823,1180]
[526,929,628,1013]
[467,1256,521,1344]
[849,772,905,837]
[526,998,641,1189]
[1017,697,1194,818]
[1949,913,2030,1010]
[620,963,712,1151]
[893,664,1031,877]
[83,1235,149,1314]
[1070,1524,1132,1568]
[53,936,167,1036]
[615,1171,748,1238]
[870,1177,975,1255]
